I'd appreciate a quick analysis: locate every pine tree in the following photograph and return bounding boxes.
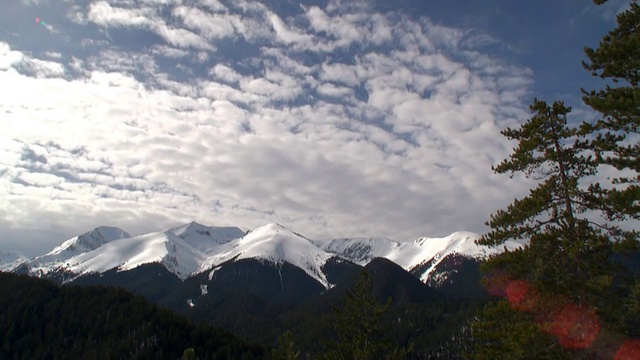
[272,331,300,360]
[469,300,571,360]
[581,0,640,224]
[322,271,410,360]
[580,0,640,338]
[479,99,615,302]
[470,1,640,357]
[470,100,624,358]
[181,348,198,360]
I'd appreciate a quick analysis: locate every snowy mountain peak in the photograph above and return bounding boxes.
[16,222,523,290]
[167,222,245,252]
[205,223,332,288]
[0,251,27,272]
[323,237,400,265]
[64,230,206,281]
[169,221,210,237]
[53,226,131,255]
[246,223,289,235]
[323,231,524,284]
[21,226,132,277]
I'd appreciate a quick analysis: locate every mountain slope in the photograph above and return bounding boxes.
[0,251,27,272]
[18,223,245,281]
[64,229,206,280]
[63,222,246,280]
[21,222,335,286]
[322,237,400,265]
[0,272,266,359]
[322,232,523,288]
[168,222,245,253]
[19,226,131,276]
[12,222,522,296]
[406,232,522,282]
[203,223,333,288]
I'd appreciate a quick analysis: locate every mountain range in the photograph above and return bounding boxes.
[2,221,522,296]
[0,221,527,356]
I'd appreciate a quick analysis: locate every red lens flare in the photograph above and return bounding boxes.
[615,339,640,360]
[550,303,600,349]
[505,280,538,311]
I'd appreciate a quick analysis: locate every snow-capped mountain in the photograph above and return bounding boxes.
[64,229,206,280]
[203,223,333,288]
[58,222,246,281]
[321,232,523,283]
[322,237,400,265]
[10,222,337,288]
[167,222,245,253]
[19,226,131,276]
[8,221,522,295]
[0,251,27,272]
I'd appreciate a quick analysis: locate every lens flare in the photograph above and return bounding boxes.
[505,280,538,311]
[550,303,600,349]
[615,339,640,360]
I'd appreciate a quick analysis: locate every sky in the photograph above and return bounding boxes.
[0,0,631,257]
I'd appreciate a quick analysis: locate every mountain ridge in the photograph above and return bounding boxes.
[1,221,523,291]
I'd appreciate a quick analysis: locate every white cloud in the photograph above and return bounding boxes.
[0,4,538,256]
[87,1,154,28]
[210,64,242,84]
[320,62,360,87]
[151,23,214,50]
[268,13,314,45]
[199,0,226,12]
[0,43,24,70]
[150,45,189,58]
[316,83,354,98]
[87,1,213,50]
[173,6,236,40]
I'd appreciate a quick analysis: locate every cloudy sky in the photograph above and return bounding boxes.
[0,0,629,256]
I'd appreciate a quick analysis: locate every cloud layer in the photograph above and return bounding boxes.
[1,0,534,256]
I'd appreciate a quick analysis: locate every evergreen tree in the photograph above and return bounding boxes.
[181,347,198,360]
[469,99,628,358]
[581,0,640,224]
[479,99,615,302]
[271,331,300,360]
[322,271,410,360]
[470,300,571,360]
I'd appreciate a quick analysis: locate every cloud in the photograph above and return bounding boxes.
[316,83,354,98]
[87,1,154,28]
[268,12,315,45]
[173,6,236,40]
[87,1,214,50]
[0,1,535,256]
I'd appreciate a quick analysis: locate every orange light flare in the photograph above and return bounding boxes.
[486,274,603,351]
[615,339,640,360]
[505,279,539,311]
[548,303,601,349]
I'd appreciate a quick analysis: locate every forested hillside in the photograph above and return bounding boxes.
[0,272,266,360]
